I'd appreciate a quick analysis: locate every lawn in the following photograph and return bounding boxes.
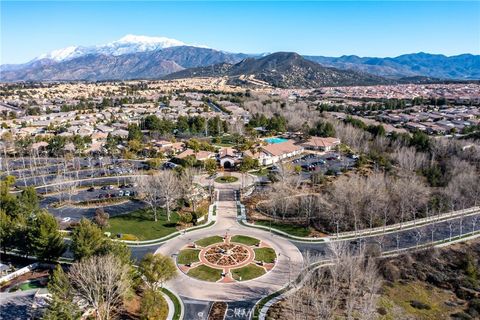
[18,280,45,291]
[177,249,200,265]
[231,264,266,281]
[255,220,310,237]
[231,235,260,246]
[106,208,179,241]
[251,169,269,177]
[161,288,182,320]
[195,236,224,247]
[254,248,277,263]
[215,176,239,183]
[187,265,223,282]
[379,281,462,320]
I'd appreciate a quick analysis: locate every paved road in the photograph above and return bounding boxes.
[46,199,146,222]
[0,289,42,320]
[293,213,480,257]
[39,184,144,222]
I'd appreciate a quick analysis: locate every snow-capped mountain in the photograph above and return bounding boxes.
[34,35,188,62]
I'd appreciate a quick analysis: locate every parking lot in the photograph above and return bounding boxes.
[2,158,148,188]
[292,152,357,177]
[40,183,142,223]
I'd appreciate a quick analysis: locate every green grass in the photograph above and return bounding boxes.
[252,289,284,320]
[251,169,269,177]
[187,265,223,282]
[215,176,239,183]
[255,220,310,237]
[231,235,260,246]
[106,208,179,241]
[177,249,200,265]
[231,264,266,281]
[18,280,45,291]
[194,236,224,247]
[254,248,277,263]
[161,288,182,320]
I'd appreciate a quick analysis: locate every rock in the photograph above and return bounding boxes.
[377,307,387,316]
[410,300,431,310]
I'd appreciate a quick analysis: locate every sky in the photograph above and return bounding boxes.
[1,1,479,64]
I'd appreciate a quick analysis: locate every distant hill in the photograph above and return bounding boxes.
[305,53,480,80]
[164,52,393,88]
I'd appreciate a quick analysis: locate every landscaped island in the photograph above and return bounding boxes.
[176,234,276,283]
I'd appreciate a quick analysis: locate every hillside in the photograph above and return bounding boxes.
[164,52,393,88]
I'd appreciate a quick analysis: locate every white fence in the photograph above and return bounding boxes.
[0,262,39,284]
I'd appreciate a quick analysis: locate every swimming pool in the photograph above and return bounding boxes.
[264,137,288,144]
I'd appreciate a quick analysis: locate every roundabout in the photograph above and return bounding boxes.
[155,187,304,302]
[176,235,277,283]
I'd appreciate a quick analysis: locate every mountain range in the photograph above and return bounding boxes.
[1,35,479,86]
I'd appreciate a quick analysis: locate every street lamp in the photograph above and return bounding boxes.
[278,253,292,284]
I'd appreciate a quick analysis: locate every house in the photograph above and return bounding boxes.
[155,141,184,155]
[302,136,341,152]
[111,129,129,139]
[405,122,427,131]
[218,147,239,169]
[175,148,214,161]
[252,140,304,166]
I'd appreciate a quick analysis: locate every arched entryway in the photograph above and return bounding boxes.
[223,160,233,169]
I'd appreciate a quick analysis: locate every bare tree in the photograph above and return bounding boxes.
[68,254,131,320]
[135,175,162,222]
[65,180,79,203]
[285,242,381,320]
[392,146,427,172]
[180,168,201,214]
[156,171,180,221]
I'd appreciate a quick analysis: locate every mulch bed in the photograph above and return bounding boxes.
[208,302,227,320]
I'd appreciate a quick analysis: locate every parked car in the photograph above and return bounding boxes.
[163,162,178,170]
[118,190,124,197]
[124,190,131,197]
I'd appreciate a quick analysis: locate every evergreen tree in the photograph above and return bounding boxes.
[43,265,81,320]
[70,219,105,260]
[26,211,65,261]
